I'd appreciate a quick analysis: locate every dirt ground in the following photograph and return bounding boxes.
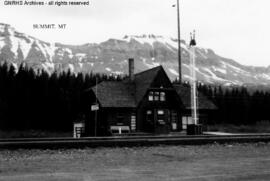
[0,143,270,181]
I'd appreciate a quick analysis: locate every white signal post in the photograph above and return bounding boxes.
[189,31,198,125]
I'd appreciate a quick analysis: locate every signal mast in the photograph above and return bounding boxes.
[189,30,198,125]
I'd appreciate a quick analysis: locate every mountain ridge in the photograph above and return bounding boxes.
[1,23,270,86]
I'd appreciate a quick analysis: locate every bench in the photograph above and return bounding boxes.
[110,126,130,134]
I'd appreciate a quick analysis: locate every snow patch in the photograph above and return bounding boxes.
[105,67,112,72]
[201,68,227,82]
[202,48,209,54]
[75,53,86,62]
[87,62,94,66]
[42,62,54,72]
[152,62,160,66]
[68,64,74,72]
[224,82,233,86]
[183,64,190,68]
[197,47,209,54]
[0,38,5,49]
[63,48,72,54]
[169,68,179,76]
[112,71,123,75]
[141,57,160,68]
[183,74,192,80]
[8,36,19,57]
[75,53,86,57]
[122,34,187,51]
[0,25,5,33]
[11,63,18,72]
[211,66,227,74]
[19,38,32,59]
[258,73,270,80]
[222,62,250,75]
[78,63,83,68]
[35,41,55,62]
[196,49,207,59]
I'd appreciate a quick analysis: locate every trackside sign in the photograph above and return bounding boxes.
[91,104,99,111]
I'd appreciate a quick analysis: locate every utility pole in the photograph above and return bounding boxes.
[177,0,182,83]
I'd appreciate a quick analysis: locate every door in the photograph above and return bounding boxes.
[169,110,179,131]
[155,109,170,134]
[145,109,170,133]
[145,110,155,132]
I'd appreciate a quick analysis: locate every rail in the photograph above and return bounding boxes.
[0,133,270,149]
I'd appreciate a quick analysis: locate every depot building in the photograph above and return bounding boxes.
[85,59,216,135]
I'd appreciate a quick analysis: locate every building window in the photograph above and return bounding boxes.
[157,109,166,125]
[182,116,192,130]
[131,114,136,131]
[160,92,166,101]
[154,92,159,101]
[146,110,154,124]
[148,91,166,102]
[171,111,178,130]
[148,91,154,101]
[157,110,164,115]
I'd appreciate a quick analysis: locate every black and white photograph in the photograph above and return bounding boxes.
[0,0,270,180]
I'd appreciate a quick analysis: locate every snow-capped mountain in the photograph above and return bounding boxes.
[1,23,270,86]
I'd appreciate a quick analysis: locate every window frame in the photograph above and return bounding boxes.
[160,91,166,101]
[148,91,166,102]
[148,91,154,101]
[154,91,160,101]
[157,109,165,115]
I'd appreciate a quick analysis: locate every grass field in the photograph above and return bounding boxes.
[0,143,270,181]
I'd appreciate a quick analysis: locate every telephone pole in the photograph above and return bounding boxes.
[177,0,182,83]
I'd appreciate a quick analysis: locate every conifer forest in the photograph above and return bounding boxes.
[0,63,270,134]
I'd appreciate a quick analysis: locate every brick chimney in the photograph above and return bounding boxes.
[128,58,135,81]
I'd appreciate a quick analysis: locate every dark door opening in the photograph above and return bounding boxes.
[145,109,177,134]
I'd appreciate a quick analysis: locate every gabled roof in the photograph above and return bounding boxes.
[92,66,167,108]
[173,84,217,110]
[89,65,217,110]
[91,81,136,108]
[133,66,164,104]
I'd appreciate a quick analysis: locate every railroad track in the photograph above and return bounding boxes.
[0,134,270,149]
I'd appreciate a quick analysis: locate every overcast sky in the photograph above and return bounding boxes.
[1,0,270,66]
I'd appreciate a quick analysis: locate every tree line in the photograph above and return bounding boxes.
[197,83,270,125]
[0,63,121,132]
[0,63,270,134]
